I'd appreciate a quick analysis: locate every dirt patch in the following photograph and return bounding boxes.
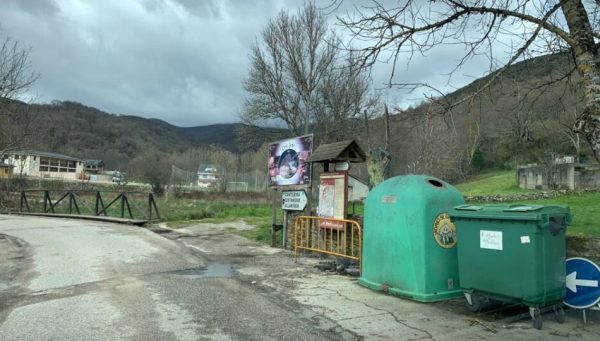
[176,220,255,232]
[175,191,270,203]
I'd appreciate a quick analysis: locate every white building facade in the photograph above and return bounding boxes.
[3,151,85,180]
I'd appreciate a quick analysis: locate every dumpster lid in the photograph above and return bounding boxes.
[454,204,545,212]
[454,204,484,211]
[502,205,544,212]
[450,204,571,223]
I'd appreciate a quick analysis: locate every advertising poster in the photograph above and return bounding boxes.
[268,134,313,187]
[317,172,347,229]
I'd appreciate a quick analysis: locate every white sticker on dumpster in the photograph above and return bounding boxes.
[480,230,503,250]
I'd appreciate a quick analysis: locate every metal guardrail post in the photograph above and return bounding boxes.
[148,194,152,221]
[68,192,73,214]
[19,191,32,213]
[148,193,161,220]
[123,194,133,219]
[43,190,48,213]
[120,193,125,218]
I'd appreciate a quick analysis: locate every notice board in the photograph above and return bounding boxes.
[317,172,347,228]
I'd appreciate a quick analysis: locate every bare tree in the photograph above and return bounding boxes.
[341,0,600,162]
[0,34,37,100]
[0,32,39,157]
[242,2,371,143]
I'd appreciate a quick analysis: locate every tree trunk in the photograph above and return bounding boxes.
[561,0,600,162]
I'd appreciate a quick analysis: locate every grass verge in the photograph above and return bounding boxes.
[456,171,599,237]
[156,170,599,241]
[158,198,274,243]
[454,170,535,196]
[516,192,600,237]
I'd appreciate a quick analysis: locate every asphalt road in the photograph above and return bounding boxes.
[0,215,348,340]
[3,215,599,340]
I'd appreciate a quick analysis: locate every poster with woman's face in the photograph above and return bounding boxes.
[268,135,313,187]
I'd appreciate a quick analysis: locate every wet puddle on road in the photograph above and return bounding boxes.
[173,263,234,279]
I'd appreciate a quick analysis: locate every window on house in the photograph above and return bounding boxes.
[39,157,77,173]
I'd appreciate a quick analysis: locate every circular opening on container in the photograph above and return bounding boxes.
[428,179,444,188]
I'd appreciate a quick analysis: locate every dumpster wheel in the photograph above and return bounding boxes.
[553,305,565,324]
[530,307,543,330]
[464,292,483,313]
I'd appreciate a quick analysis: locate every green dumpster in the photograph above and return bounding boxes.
[359,175,465,302]
[450,204,571,328]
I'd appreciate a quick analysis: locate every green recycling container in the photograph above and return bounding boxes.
[359,175,465,302]
[449,204,571,308]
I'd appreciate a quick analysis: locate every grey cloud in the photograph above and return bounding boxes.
[0,0,497,127]
[171,0,223,18]
[3,0,60,17]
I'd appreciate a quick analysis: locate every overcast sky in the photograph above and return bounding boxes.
[1,0,505,127]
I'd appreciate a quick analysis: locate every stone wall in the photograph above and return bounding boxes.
[567,236,600,265]
[466,188,599,203]
[517,164,574,190]
[577,166,600,188]
[517,163,600,190]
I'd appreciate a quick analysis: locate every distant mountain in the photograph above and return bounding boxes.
[181,123,288,152]
[5,100,282,169]
[181,123,246,146]
[179,123,252,151]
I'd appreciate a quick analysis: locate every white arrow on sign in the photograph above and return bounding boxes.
[566,271,599,293]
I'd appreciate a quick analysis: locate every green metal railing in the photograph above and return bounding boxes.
[19,190,161,221]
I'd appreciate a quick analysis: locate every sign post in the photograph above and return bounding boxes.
[281,190,308,247]
[564,257,600,323]
[267,135,313,249]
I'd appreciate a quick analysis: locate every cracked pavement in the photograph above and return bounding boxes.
[158,219,600,340]
[1,214,600,340]
[0,215,350,340]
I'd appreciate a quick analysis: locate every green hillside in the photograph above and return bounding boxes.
[455,171,533,196]
[454,171,600,236]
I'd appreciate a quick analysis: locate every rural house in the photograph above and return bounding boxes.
[84,159,105,174]
[348,175,369,202]
[197,164,223,187]
[0,161,14,179]
[2,151,85,180]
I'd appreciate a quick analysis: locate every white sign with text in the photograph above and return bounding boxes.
[282,190,308,211]
[480,230,503,250]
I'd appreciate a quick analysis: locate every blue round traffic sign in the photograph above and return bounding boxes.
[565,257,600,309]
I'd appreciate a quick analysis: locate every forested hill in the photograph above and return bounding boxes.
[14,101,274,169]
[5,49,584,180]
[363,49,586,181]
